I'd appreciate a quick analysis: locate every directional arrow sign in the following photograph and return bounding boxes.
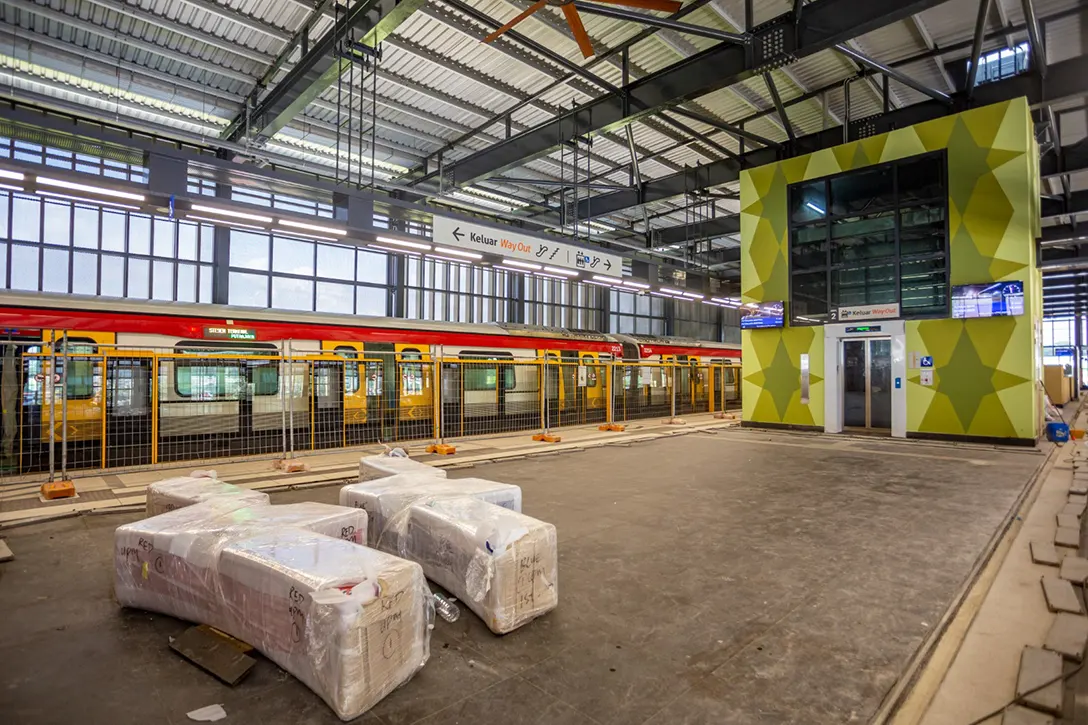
[432,216,624,275]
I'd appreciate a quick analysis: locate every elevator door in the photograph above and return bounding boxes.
[842,338,892,430]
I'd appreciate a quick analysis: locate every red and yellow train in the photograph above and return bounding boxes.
[0,293,741,473]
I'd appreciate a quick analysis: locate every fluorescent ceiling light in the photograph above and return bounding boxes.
[369,243,421,256]
[426,253,472,264]
[622,280,650,289]
[542,266,579,277]
[0,169,25,181]
[649,291,675,298]
[660,288,684,295]
[805,201,825,215]
[191,203,272,223]
[681,292,705,299]
[277,218,346,236]
[38,190,141,211]
[0,183,24,193]
[585,280,613,287]
[375,236,431,251]
[186,214,266,231]
[37,176,145,202]
[433,245,482,260]
[503,260,542,270]
[534,272,569,281]
[593,275,623,284]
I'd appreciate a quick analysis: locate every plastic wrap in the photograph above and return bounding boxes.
[145,475,270,517]
[380,496,557,634]
[339,474,522,546]
[115,501,368,626]
[217,530,433,720]
[358,454,447,482]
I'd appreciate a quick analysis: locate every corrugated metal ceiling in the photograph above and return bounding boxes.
[0,0,1082,259]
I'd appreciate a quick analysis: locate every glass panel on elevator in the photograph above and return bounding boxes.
[869,339,892,429]
[842,340,867,428]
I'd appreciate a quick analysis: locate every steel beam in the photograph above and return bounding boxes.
[669,107,779,149]
[572,2,748,44]
[1020,0,1047,79]
[965,0,994,96]
[579,52,1088,221]
[763,73,796,143]
[222,0,426,143]
[834,44,952,104]
[438,0,949,187]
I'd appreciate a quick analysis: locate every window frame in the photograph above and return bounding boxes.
[787,150,950,326]
[173,340,279,399]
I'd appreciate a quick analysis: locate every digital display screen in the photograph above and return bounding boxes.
[204,326,257,341]
[741,301,785,329]
[951,281,1024,319]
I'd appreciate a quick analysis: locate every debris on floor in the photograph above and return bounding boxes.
[186,704,227,722]
[170,624,257,686]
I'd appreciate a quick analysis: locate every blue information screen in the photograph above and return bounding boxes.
[741,302,785,329]
[951,281,1024,319]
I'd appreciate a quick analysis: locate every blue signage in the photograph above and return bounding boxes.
[1054,347,1076,357]
[920,356,934,368]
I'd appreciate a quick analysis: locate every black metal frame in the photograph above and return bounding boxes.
[786,150,950,326]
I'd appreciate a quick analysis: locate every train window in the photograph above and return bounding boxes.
[400,349,425,396]
[334,346,359,394]
[365,362,383,396]
[21,339,99,403]
[174,341,278,399]
[459,352,515,391]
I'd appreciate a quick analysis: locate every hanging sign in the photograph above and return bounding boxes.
[831,303,900,322]
[431,216,623,274]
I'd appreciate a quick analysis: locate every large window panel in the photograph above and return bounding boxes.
[128,258,150,299]
[273,237,314,276]
[11,196,40,242]
[317,243,354,281]
[153,218,176,258]
[788,151,948,324]
[101,211,126,252]
[101,255,124,297]
[272,276,313,311]
[178,222,198,261]
[73,252,95,295]
[228,272,268,307]
[177,263,197,303]
[128,215,151,255]
[230,231,270,271]
[42,247,68,293]
[316,281,353,314]
[357,250,387,284]
[43,202,71,246]
[357,285,386,316]
[10,245,38,291]
[73,206,98,248]
[153,261,174,301]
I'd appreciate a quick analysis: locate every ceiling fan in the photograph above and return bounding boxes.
[483,0,683,59]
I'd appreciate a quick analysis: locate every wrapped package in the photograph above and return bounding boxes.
[217,530,433,720]
[339,474,522,545]
[359,454,447,482]
[115,501,368,626]
[380,496,557,634]
[145,475,270,517]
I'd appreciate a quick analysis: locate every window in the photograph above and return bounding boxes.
[174,341,278,398]
[972,42,1031,86]
[335,346,360,394]
[399,348,425,396]
[788,152,948,325]
[459,352,516,391]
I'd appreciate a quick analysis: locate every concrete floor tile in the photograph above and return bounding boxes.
[1043,612,1088,662]
[1017,646,1063,716]
[1060,556,1088,585]
[411,676,595,725]
[1032,541,1062,566]
[1055,526,1081,548]
[1057,513,1080,529]
[1042,575,1083,613]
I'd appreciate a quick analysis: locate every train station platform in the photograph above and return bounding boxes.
[0,412,739,527]
[0,413,1061,724]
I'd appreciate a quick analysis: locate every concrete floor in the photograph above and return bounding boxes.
[0,430,1044,725]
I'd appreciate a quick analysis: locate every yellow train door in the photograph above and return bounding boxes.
[31,330,114,444]
[395,343,434,439]
[319,341,367,450]
[579,351,605,423]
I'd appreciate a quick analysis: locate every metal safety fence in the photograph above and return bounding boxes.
[0,342,740,487]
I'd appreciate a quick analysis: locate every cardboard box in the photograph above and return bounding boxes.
[358,454,447,482]
[339,475,522,546]
[146,476,270,517]
[217,530,432,720]
[115,501,368,625]
[384,496,557,634]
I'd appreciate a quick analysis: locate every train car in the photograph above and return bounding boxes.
[0,293,741,474]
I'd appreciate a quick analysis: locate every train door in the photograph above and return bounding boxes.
[0,332,37,474]
[317,342,358,450]
[540,349,562,429]
[366,341,395,444]
[676,355,693,415]
[395,344,433,441]
[579,352,605,424]
[104,351,153,468]
[24,331,112,472]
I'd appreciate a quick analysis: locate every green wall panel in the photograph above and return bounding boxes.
[740,98,1040,440]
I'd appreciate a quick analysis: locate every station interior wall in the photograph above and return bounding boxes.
[739,97,1042,443]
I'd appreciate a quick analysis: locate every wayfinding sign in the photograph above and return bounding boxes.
[432,216,623,274]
